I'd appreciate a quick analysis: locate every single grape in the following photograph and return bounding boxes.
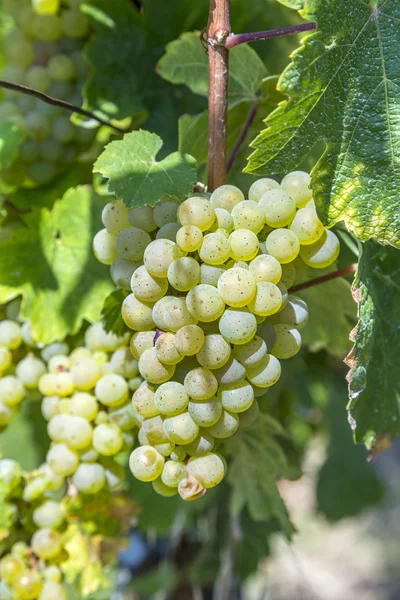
[188,397,222,427]
[132,382,159,418]
[170,447,186,462]
[280,262,297,288]
[281,171,312,207]
[72,463,106,494]
[231,200,265,233]
[187,453,225,488]
[0,402,15,426]
[184,367,218,401]
[178,196,215,231]
[217,267,256,308]
[196,334,231,370]
[271,296,309,329]
[259,189,296,228]
[110,347,139,378]
[186,284,225,322]
[93,228,118,265]
[0,320,22,349]
[174,324,205,356]
[138,348,175,384]
[48,414,93,449]
[265,229,300,264]
[0,347,11,374]
[128,205,157,232]
[162,296,197,332]
[31,528,62,559]
[92,423,123,456]
[152,477,178,497]
[152,296,175,330]
[176,225,203,252]
[43,566,61,583]
[248,178,280,202]
[144,239,184,277]
[219,308,257,345]
[95,374,128,407]
[299,229,340,268]
[247,281,282,316]
[12,569,43,600]
[249,255,282,285]
[70,357,101,390]
[156,221,181,240]
[102,200,130,235]
[271,325,302,359]
[116,227,151,262]
[41,342,69,362]
[38,581,67,600]
[289,207,324,244]
[200,264,226,287]
[48,53,76,81]
[131,265,168,302]
[199,232,231,265]
[153,197,179,227]
[234,336,267,368]
[155,332,183,365]
[0,458,21,488]
[247,353,282,387]
[130,330,156,359]
[46,443,78,476]
[218,381,254,413]
[210,185,244,212]
[32,0,61,15]
[33,500,63,529]
[109,402,140,431]
[121,293,155,331]
[129,445,165,482]
[154,381,189,416]
[167,257,201,292]
[0,555,25,585]
[111,257,140,290]
[163,411,199,445]
[0,376,25,406]
[161,460,186,487]
[213,356,246,385]
[229,229,259,261]
[208,410,239,439]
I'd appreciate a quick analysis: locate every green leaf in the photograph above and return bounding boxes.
[94,130,197,208]
[277,0,303,8]
[246,0,400,247]
[0,186,113,344]
[346,241,400,449]
[225,414,294,536]
[158,32,268,106]
[299,277,356,357]
[0,121,25,171]
[101,289,129,337]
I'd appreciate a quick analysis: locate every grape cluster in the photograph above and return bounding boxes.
[94,171,340,500]
[0,0,95,188]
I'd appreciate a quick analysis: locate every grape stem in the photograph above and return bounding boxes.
[0,79,129,133]
[207,0,231,192]
[289,263,358,293]
[225,22,316,49]
[226,102,259,173]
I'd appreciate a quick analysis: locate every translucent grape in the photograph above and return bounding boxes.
[217,267,256,308]
[299,230,340,268]
[248,177,280,202]
[156,222,181,241]
[0,376,25,406]
[131,265,168,302]
[185,430,215,456]
[229,229,259,261]
[218,381,254,412]
[132,383,159,418]
[92,423,123,455]
[176,225,203,252]
[184,367,218,400]
[0,320,22,349]
[93,228,118,265]
[110,348,139,378]
[238,400,260,428]
[129,445,165,482]
[174,324,205,356]
[152,296,175,330]
[116,227,151,262]
[210,185,244,212]
[128,205,157,232]
[130,330,156,359]
[121,293,154,331]
[41,342,69,362]
[95,374,128,407]
[0,555,25,584]
[178,196,215,231]
[31,528,61,559]
[219,308,257,345]
[70,357,101,390]
[0,459,21,488]
[101,200,130,235]
[281,171,312,207]
[33,500,63,529]
[289,207,324,244]
[248,255,281,286]
[140,415,167,444]
[186,284,225,322]
[32,0,60,15]
[280,262,296,288]
[188,397,222,427]
[196,334,231,370]
[200,264,226,287]
[208,410,239,439]
[214,356,246,385]
[163,296,197,331]
[234,336,267,368]
[62,9,89,38]
[153,197,179,227]
[0,402,16,425]
[15,355,46,389]
[265,229,300,264]
[167,257,200,291]
[271,296,309,330]
[38,581,67,600]
[161,460,186,487]
[109,402,140,431]
[187,453,225,488]
[163,411,199,444]
[154,381,189,416]
[12,570,42,599]
[43,566,61,583]
[155,333,183,365]
[231,200,265,233]
[85,322,128,352]
[259,189,296,228]
[144,239,184,277]
[69,392,98,421]
[72,463,106,494]
[199,233,231,265]
[247,354,281,387]
[170,447,186,462]
[138,348,175,384]
[48,414,93,449]
[152,477,178,497]
[247,281,282,316]
[271,325,302,359]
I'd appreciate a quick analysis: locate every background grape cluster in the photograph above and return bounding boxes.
[93,172,340,501]
[0,0,96,188]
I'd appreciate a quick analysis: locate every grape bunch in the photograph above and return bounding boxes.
[0,0,95,188]
[94,171,340,501]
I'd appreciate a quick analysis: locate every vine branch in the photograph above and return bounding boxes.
[207,0,231,192]
[0,80,128,133]
[226,102,259,173]
[225,22,316,49]
[289,263,358,294]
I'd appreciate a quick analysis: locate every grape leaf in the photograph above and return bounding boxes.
[158,32,268,106]
[94,130,197,208]
[101,289,129,337]
[346,241,400,449]
[246,0,400,247]
[0,121,25,171]
[0,186,113,344]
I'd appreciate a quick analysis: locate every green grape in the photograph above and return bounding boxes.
[188,397,222,427]
[143,239,184,277]
[48,53,76,81]
[95,374,128,407]
[219,308,257,345]
[231,200,265,233]
[209,207,233,232]
[281,170,312,207]
[0,458,21,489]
[299,230,340,268]
[85,322,129,352]
[185,430,214,456]
[265,229,300,264]
[154,381,189,416]
[130,330,156,360]
[38,581,67,600]
[167,257,201,292]
[163,411,199,444]
[25,65,50,92]
[121,293,154,331]
[138,348,175,384]
[48,353,70,373]
[111,256,139,290]
[31,527,62,559]
[46,442,78,476]
[33,13,63,41]
[93,228,118,265]
[48,414,93,449]
[62,9,89,38]
[0,376,25,406]
[214,356,246,385]
[200,264,226,287]
[152,477,178,497]
[247,353,281,387]
[196,334,231,370]
[68,392,98,420]
[0,402,15,425]
[178,196,215,231]
[170,447,186,462]
[187,453,225,488]
[43,566,61,583]
[0,555,25,584]
[218,381,254,413]
[238,399,260,428]
[0,320,22,348]
[92,423,123,455]
[39,139,63,162]
[70,357,101,390]
[259,189,296,228]
[52,116,75,142]
[156,222,181,241]
[247,281,282,316]
[208,410,239,439]
[248,255,281,285]
[161,460,186,487]
[234,336,267,368]
[210,184,244,212]
[199,232,231,265]
[153,197,179,227]
[109,402,140,431]
[278,282,289,308]
[162,296,197,332]
[271,324,302,359]
[102,200,130,235]
[110,347,139,378]
[280,262,296,288]
[39,463,64,490]
[22,472,50,501]
[116,227,152,262]
[129,445,165,482]
[176,225,203,252]
[173,324,205,356]
[132,383,159,418]
[79,445,99,463]
[12,569,42,599]
[72,463,106,494]
[128,205,157,232]
[217,267,256,308]
[248,177,280,202]
[155,333,183,365]
[289,207,324,244]
[32,0,60,15]
[20,140,40,163]
[271,296,309,330]
[229,229,259,261]
[131,265,168,302]
[152,296,175,329]
[28,161,57,185]
[140,415,167,444]
[8,38,35,68]
[0,347,12,373]
[186,284,225,322]
[41,342,69,362]
[33,500,63,529]
[184,367,218,401]
[52,372,74,396]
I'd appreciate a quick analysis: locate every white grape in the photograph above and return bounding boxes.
[249,255,282,285]
[0,376,25,406]
[196,334,231,370]
[176,225,203,252]
[167,257,201,292]
[199,232,231,265]
[93,229,118,265]
[131,265,168,302]
[92,423,123,455]
[129,445,165,482]
[46,443,78,476]
[219,308,257,345]
[138,348,175,384]
[186,284,225,322]
[271,325,302,359]
[265,229,300,264]
[178,196,215,231]
[218,381,254,413]
[187,453,225,488]
[122,293,155,331]
[289,207,324,244]
[248,178,280,202]
[128,205,157,232]
[116,227,151,262]
[95,374,128,407]
[217,267,256,308]
[234,336,267,368]
[247,354,282,387]
[154,381,189,416]
[101,200,130,235]
[174,324,205,356]
[210,185,244,212]
[163,411,199,444]
[247,282,282,316]
[0,320,22,349]
[259,189,296,228]
[144,239,184,277]
[33,501,63,529]
[281,171,312,207]
[72,463,106,494]
[231,200,265,233]
[299,229,340,268]
[229,229,259,261]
